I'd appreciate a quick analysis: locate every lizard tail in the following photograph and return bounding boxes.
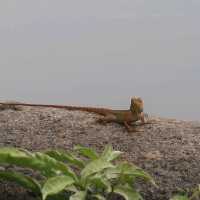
[61,106,112,116]
[0,102,111,116]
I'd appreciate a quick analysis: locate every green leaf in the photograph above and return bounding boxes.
[189,185,200,200]
[0,148,77,180]
[91,194,106,200]
[114,185,143,200]
[101,145,122,162]
[74,145,98,160]
[120,163,155,184]
[42,175,74,200]
[104,167,120,180]
[70,191,87,200]
[0,147,30,162]
[105,163,156,186]
[81,158,114,179]
[0,171,41,194]
[170,195,189,200]
[65,185,78,193]
[32,152,78,180]
[87,173,112,193]
[45,150,85,169]
[0,148,51,175]
[46,192,70,200]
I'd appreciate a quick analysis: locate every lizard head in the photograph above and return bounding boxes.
[130,97,144,113]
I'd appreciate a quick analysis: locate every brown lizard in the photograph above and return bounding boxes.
[0,97,148,132]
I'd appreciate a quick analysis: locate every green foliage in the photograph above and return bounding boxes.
[0,145,155,200]
[114,184,143,200]
[45,150,85,169]
[81,158,114,178]
[70,191,87,200]
[91,194,106,200]
[0,170,41,194]
[74,145,99,160]
[170,185,200,200]
[0,147,77,179]
[42,175,74,200]
[170,195,189,200]
[100,145,123,162]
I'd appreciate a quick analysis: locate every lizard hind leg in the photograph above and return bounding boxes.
[96,114,117,124]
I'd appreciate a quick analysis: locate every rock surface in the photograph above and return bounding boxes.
[0,106,200,200]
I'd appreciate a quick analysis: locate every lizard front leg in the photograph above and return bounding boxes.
[138,112,152,125]
[124,122,144,133]
[124,121,134,132]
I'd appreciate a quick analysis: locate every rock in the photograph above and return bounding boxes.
[0,107,200,200]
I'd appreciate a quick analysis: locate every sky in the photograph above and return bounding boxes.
[0,1,200,120]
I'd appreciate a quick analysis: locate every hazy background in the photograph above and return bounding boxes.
[0,1,199,120]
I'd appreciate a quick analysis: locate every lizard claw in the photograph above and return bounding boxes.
[96,118,107,124]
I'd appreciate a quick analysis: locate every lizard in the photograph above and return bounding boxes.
[0,97,149,132]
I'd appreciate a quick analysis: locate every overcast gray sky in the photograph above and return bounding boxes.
[0,1,200,120]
